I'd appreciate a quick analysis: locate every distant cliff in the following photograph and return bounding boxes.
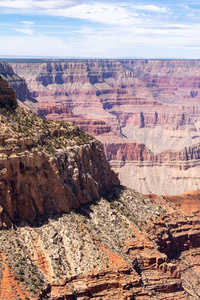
[10,59,200,195]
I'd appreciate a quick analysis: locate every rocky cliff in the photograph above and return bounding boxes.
[37,103,112,136]
[0,75,17,110]
[0,75,119,228]
[12,60,200,131]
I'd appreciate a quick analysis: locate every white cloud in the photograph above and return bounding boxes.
[1,22,200,59]
[132,5,169,13]
[13,19,35,35]
[13,27,34,35]
[0,0,79,10]
[47,3,139,26]
[20,21,35,25]
[0,1,200,59]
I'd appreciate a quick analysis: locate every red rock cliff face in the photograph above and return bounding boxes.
[12,60,200,131]
[0,136,119,226]
[0,75,119,226]
[104,141,200,169]
[37,103,112,136]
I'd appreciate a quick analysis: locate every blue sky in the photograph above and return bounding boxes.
[0,0,200,58]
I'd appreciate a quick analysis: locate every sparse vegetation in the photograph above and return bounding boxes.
[0,107,94,155]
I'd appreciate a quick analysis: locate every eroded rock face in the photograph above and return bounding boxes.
[0,70,199,299]
[11,60,200,131]
[0,137,119,226]
[37,103,112,136]
[0,61,38,113]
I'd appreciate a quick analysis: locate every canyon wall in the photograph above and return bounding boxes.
[0,62,200,299]
[10,59,200,194]
[0,75,17,110]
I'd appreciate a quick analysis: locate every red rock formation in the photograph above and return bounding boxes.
[37,103,112,136]
[103,139,200,169]
[1,62,200,299]
[11,60,200,130]
[0,136,119,226]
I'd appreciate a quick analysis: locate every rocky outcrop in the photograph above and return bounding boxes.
[0,61,38,112]
[0,95,118,227]
[0,139,119,226]
[0,75,17,110]
[1,64,200,299]
[0,62,30,100]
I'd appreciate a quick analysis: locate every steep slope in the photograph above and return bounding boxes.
[0,187,200,299]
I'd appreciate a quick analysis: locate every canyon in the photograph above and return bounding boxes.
[0,63,199,299]
[8,59,200,195]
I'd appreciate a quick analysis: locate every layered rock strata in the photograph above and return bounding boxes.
[10,59,200,194]
[0,62,30,100]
